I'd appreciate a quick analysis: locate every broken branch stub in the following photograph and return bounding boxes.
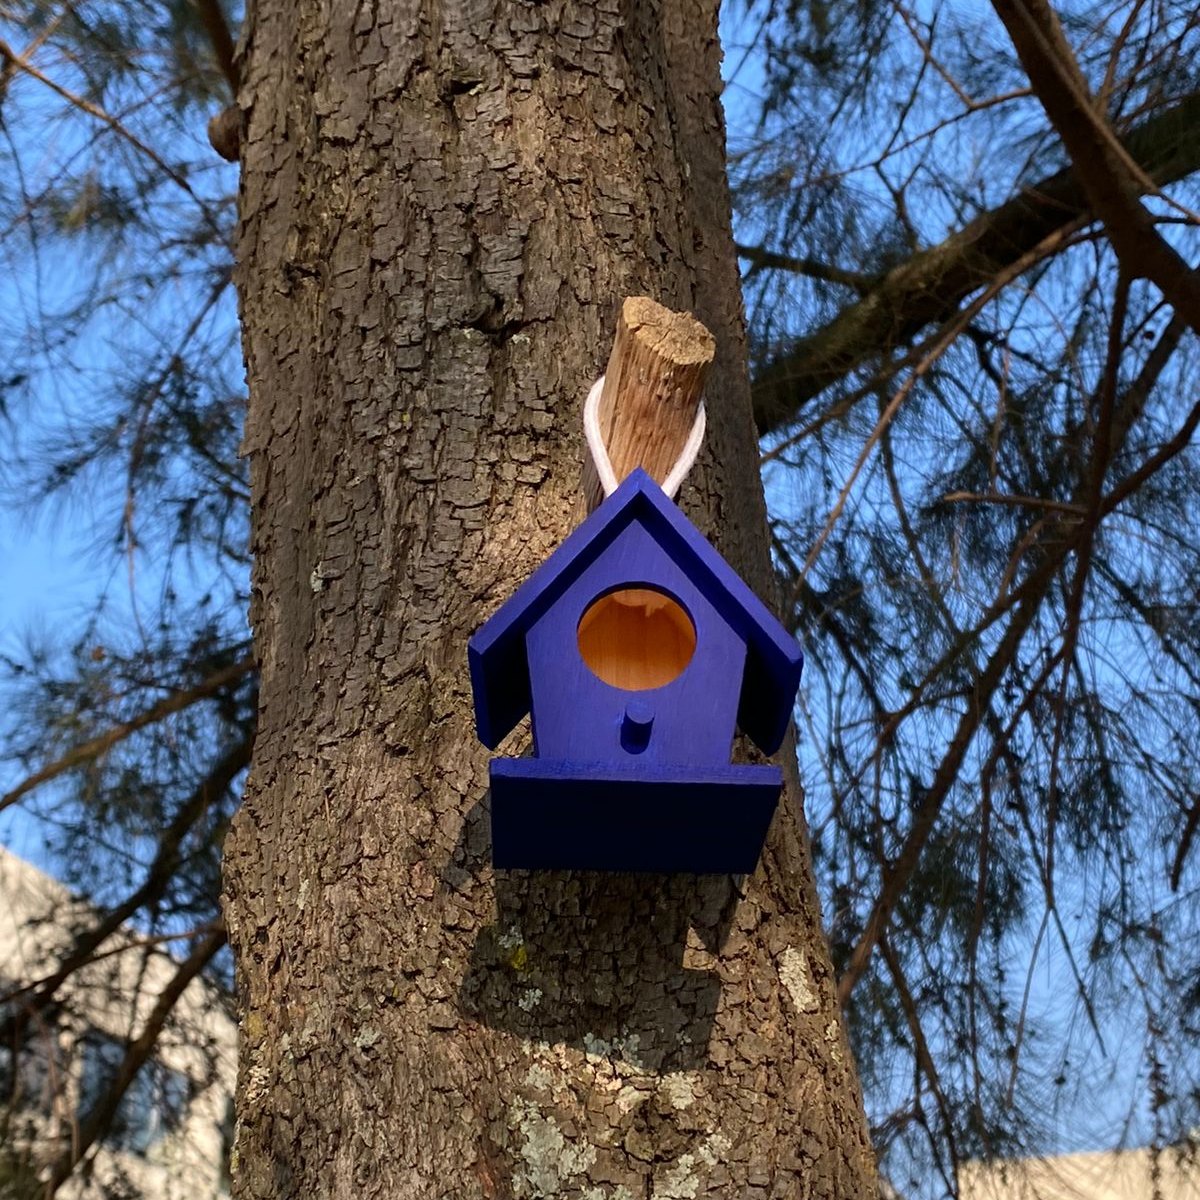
[582,296,715,515]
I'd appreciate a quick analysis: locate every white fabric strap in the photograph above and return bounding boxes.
[583,374,707,501]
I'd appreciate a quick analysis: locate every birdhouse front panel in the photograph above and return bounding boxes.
[524,517,746,767]
[467,469,804,874]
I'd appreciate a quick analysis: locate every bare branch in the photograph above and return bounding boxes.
[737,243,873,291]
[752,91,1200,433]
[1171,796,1200,892]
[991,0,1200,330]
[43,925,227,1194]
[0,657,253,813]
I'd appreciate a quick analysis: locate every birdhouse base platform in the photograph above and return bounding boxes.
[489,759,782,873]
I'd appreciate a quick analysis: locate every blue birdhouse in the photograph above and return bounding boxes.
[468,468,803,873]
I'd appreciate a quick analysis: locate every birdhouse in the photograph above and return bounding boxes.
[468,468,803,873]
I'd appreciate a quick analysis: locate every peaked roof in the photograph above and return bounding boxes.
[469,469,803,754]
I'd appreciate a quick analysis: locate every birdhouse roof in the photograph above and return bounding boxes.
[469,468,803,754]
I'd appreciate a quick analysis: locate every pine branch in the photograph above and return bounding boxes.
[879,934,960,1195]
[835,310,1186,1003]
[991,0,1200,332]
[0,735,250,1043]
[0,37,225,238]
[0,657,253,814]
[837,572,1054,1005]
[751,90,1200,434]
[42,925,227,1194]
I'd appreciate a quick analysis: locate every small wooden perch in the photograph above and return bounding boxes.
[582,296,715,514]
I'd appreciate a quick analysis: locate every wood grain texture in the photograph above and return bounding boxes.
[224,1,878,1196]
[582,295,715,514]
[576,587,696,691]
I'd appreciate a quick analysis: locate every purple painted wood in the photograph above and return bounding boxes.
[489,759,783,873]
[467,468,804,873]
[525,519,746,765]
[470,469,802,752]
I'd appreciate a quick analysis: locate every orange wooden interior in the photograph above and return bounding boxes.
[576,587,696,691]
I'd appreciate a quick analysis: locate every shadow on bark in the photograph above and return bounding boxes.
[453,796,738,1072]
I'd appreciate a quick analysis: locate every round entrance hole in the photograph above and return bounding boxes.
[576,587,696,691]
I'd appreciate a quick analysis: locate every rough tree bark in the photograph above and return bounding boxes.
[223,2,878,1197]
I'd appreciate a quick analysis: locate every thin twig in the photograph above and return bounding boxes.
[941,491,1087,514]
[0,657,253,813]
[43,925,227,1193]
[194,0,239,95]
[0,37,224,239]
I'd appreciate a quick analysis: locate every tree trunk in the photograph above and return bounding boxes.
[223,2,878,1196]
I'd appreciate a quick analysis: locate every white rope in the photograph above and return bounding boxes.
[583,374,707,501]
[583,377,620,498]
[662,396,707,499]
